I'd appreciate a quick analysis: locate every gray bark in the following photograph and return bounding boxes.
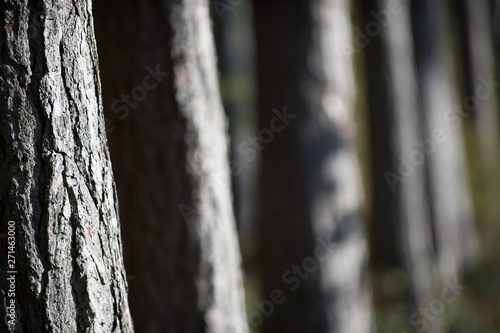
[93,0,248,332]
[458,0,500,230]
[214,14,241,232]
[0,0,133,332]
[411,0,478,282]
[361,0,443,331]
[458,0,499,165]
[253,0,372,332]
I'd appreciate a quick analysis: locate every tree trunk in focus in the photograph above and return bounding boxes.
[0,0,133,331]
[253,0,372,332]
[93,0,248,332]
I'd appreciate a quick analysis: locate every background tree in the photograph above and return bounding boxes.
[411,0,477,282]
[93,0,248,332]
[0,0,133,331]
[253,0,372,332]
[455,0,500,238]
[360,0,443,331]
[457,0,499,166]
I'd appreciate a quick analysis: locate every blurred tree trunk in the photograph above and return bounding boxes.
[495,0,500,72]
[93,0,248,332]
[457,0,500,229]
[213,4,260,282]
[411,0,477,282]
[253,0,371,332]
[458,0,499,164]
[0,0,133,332]
[361,0,443,331]
[214,17,242,231]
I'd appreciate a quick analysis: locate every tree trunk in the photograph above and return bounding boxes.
[93,0,248,332]
[411,0,477,282]
[458,0,499,164]
[253,0,372,332]
[361,0,443,331]
[214,14,242,232]
[0,0,133,332]
[457,0,500,230]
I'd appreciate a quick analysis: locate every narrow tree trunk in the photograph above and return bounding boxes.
[214,14,241,231]
[411,0,477,282]
[457,0,500,230]
[253,0,371,332]
[361,0,442,331]
[458,0,499,164]
[93,0,248,332]
[0,0,133,332]
[495,0,500,73]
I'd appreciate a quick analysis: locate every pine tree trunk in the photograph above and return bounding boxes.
[458,0,499,165]
[411,0,477,282]
[0,0,133,332]
[93,0,248,332]
[361,0,443,331]
[214,14,242,232]
[458,0,500,230]
[253,0,371,332]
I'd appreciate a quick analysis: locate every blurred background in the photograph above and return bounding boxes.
[212,0,500,332]
[94,0,500,332]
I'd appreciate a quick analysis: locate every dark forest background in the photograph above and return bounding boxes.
[95,0,500,331]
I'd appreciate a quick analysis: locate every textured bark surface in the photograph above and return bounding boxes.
[253,0,371,332]
[411,0,477,282]
[361,0,442,330]
[0,0,133,332]
[93,0,248,332]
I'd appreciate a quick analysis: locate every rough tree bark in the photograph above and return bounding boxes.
[93,0,248,332]
[253,0,372,332]
[0,0,133,332]
[411,0,477,282]
[360,0,443,331]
